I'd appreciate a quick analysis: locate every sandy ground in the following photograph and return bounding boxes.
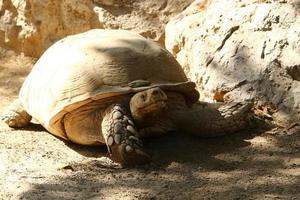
[0,49,299,200]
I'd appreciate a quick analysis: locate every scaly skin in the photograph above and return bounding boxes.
[170,101,252,137]
[101,104,150,165]
[132,90,253,138]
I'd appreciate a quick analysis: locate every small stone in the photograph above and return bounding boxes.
[127,125,138,135]
[112,111,122,120]
[125,145,133,152]
[107,135,114,146]
[114,134,122,144]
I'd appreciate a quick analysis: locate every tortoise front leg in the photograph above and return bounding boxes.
[1,99,32,128]
[102,104,151,165]
[172,101,253,137]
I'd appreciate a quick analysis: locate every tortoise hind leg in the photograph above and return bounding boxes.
[1,99,32,128]
[173,101,253,137]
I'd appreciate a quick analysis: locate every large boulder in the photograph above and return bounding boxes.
[0,0,100,57]
[0,0,193,57]
[165,0,300,126]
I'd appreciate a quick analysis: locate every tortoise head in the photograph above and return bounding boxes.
[129,87,168,127]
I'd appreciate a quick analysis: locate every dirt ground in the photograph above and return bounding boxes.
[0,49,299,200]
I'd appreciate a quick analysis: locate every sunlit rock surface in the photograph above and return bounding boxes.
[0,0,193,57]
[166,0,300,125]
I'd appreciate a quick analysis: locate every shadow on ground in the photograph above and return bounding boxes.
[5,108,298,199]
[19,128,300,199]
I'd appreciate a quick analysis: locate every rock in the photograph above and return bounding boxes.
[0,0,193,57]
[166,0,300,126]
[0,0,100,57]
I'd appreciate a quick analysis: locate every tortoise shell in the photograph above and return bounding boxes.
[19,29,199,137]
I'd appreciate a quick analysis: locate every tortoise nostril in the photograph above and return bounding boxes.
[151,89,160,96]
[140,94,146,101]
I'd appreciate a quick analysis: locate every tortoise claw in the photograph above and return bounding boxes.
[110,143,151,166]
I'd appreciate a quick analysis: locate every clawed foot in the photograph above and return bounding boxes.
[110,142,151,166]
[1,110,31,128]
[104,104,151,165]
[215,101,253,134]
[218,101,253,119]
[1,99,32,128]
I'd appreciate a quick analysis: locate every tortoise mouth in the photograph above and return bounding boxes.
[137,100,167,115]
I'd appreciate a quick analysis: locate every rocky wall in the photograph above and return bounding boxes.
[166,0,300,126]
[0,0,193,57]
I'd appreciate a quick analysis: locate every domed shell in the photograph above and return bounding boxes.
[19,29,199,137]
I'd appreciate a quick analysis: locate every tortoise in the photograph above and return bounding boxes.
[2,29,252,165]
